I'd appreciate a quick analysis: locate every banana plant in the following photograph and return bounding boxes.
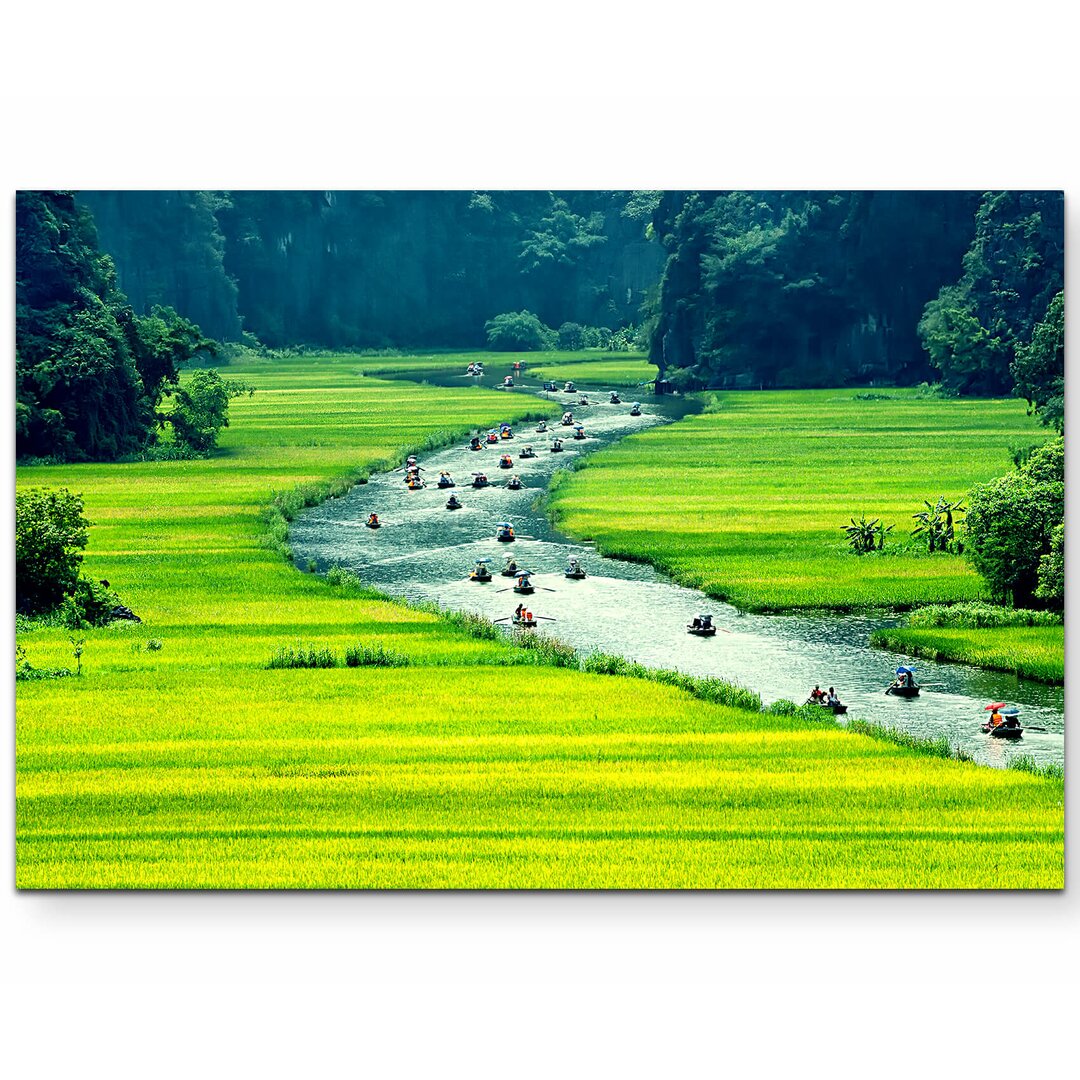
[912,496,966,553]
[843,515,892,555]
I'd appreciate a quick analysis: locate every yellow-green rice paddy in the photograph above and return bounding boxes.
[15,358,1063,888]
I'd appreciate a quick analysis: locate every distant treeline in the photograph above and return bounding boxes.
[78,191,664,348]
[17,189,1064,462]
[646,191,1063,399]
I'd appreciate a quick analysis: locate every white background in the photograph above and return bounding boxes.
[2,3,1077,1075]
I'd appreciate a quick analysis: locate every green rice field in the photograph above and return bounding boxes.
[546,388,1052,612]
[525,352,657,387]
[871,626,1064,684]
[15,358,1063,888]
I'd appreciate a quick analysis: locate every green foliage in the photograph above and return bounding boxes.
[1035,523,1064,607]
[15,645,73,682]
[483,310,556,351]
[843,515,892,554]
[964,444,1063,606]
[15,487,90,613]
[166,370,244,452]
[1011,291,1064,431]
[911,497,965,553]
[1007,756,1063,781]
[919,192,1064,396]
[16,192,217,461]
[60,577,124,630]
[557,322,585,350]
[647,192,980,389]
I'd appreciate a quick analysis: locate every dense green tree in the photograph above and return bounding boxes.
[964,440,1064,606]
[484,310,556,351]
[1011,291,1064,431]
[166,370,239,452]
[919,192,1063,395]
[17,192,216,461]
[15,488,90,613]
[557,322,585,350]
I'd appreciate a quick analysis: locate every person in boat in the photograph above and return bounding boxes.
[563,381,575,393]
[989,708,1003,728]
[508,475,523,488]
[486,431,499,444]
[827,687,839,706]
[446,494,462,509]
[550,438,564,451]
[366,512,380,528]
[503,375,514,387]
[610,391,621,404]
[700,615,713,629]
[514,602,524,620]
[630,403,642,416]
[809,685,825,703]
[520,445,535,458]
[562,411,574,425]
[536,420,548,432]
[438,471,454,487]
[504,556,518,574]
[469,435,482,450]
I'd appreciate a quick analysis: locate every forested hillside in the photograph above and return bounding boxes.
[646,190,1063,398]
[79,190,664,347]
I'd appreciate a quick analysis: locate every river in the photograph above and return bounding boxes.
[289,363,1064,769]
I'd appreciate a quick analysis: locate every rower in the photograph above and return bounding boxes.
[446,494,462,510]
[366,512,380,528]
[809,685,824,703]
[469,436,482,451]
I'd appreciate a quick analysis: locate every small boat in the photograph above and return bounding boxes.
[507,477,523,490]
[572,425,586,440]
[469,561,492,583]
[512,615,538,628]
[498,455,514,469]
[629,403,642,416]
[578,395,591,406]
[564,561,587,580]
[983,706,1023,738]
[407,479,425,491]
[886,667,920,697]
[542,382,557,393]
[821,702,848,715]
[496,522,515,542]
[550,439,564,452]
[503,376,514,387]
[536,420,548,433]
[563,381,575,393]
[609,392,621,404]
[486,432,499,444]
[519,446,536,459]
[472,473,490,488]
[500,560,518,577]
[512,574,535,595]
[561,412,574,426]
[365,515,381,530]
[687,624,717,637]
[445,496,463,510]
[500,425,514,439]
[468,437,483,451]
[436,473,455,488]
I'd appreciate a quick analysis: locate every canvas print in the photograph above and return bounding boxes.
[14,190,1064,888]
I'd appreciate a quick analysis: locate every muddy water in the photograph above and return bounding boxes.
[290,367,1064,769]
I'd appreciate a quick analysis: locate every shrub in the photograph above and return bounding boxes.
[905,602,1061,629]
[557,322,585,350]
[325,566,364,590]
[483,311,556,351]
[60,577,124,629]
[15,487,90,613]
[344,643,410,668]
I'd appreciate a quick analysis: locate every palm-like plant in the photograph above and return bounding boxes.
[843,515,893,555]
[912,497,966,553]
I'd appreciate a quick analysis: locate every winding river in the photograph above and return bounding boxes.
[290,364,1065,770]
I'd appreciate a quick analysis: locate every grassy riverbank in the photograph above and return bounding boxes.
[546,388,1051,612]
[16,356,1063,888]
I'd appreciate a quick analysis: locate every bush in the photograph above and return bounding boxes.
[483,311,556,351]
[325,566,364,590]
[15,488,90,613]
[60,577,124,629]
[344,643,410,668]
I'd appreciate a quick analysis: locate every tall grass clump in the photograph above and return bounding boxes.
[266,643,339,669]
[845,718,960,761]
[582,652,762,711]
[1007,755,1064,781]
[905,602,1062,629]
[344,643,410,668]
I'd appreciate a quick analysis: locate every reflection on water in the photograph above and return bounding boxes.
[291,371,1064,770]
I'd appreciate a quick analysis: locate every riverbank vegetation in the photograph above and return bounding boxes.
[547,388,1049,611]
[15,355,1063,888]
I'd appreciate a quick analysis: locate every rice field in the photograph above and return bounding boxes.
[525,353,657,387]
[15,359,1063,888]
[546,389,1052,611]
[870,626,1064,684]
